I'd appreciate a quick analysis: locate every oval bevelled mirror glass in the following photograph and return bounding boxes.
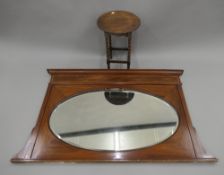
[49,89,179,151]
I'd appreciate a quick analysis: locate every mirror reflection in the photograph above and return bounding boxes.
[50,89,179,151]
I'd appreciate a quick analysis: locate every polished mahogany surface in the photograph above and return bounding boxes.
[11,69,217,163]
[97,11,140,35]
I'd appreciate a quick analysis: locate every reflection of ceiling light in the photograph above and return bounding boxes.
[114,131,120,151]
[104,90,134,105]
[114,152,122,159]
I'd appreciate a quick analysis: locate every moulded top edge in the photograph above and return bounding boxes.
[47,69,184,76]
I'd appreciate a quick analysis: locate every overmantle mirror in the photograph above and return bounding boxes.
[11,69,217,163]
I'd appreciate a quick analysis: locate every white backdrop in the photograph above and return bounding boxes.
[0,0,223,174]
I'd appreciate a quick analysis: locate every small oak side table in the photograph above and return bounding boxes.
[97,10,140,69]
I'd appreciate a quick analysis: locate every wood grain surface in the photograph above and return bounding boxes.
[11,69,217,163]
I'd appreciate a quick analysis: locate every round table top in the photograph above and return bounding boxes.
[97,10,141,35]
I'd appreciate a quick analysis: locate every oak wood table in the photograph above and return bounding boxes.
[97,11,140,69]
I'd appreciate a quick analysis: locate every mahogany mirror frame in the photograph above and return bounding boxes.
[11,69,217,163]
